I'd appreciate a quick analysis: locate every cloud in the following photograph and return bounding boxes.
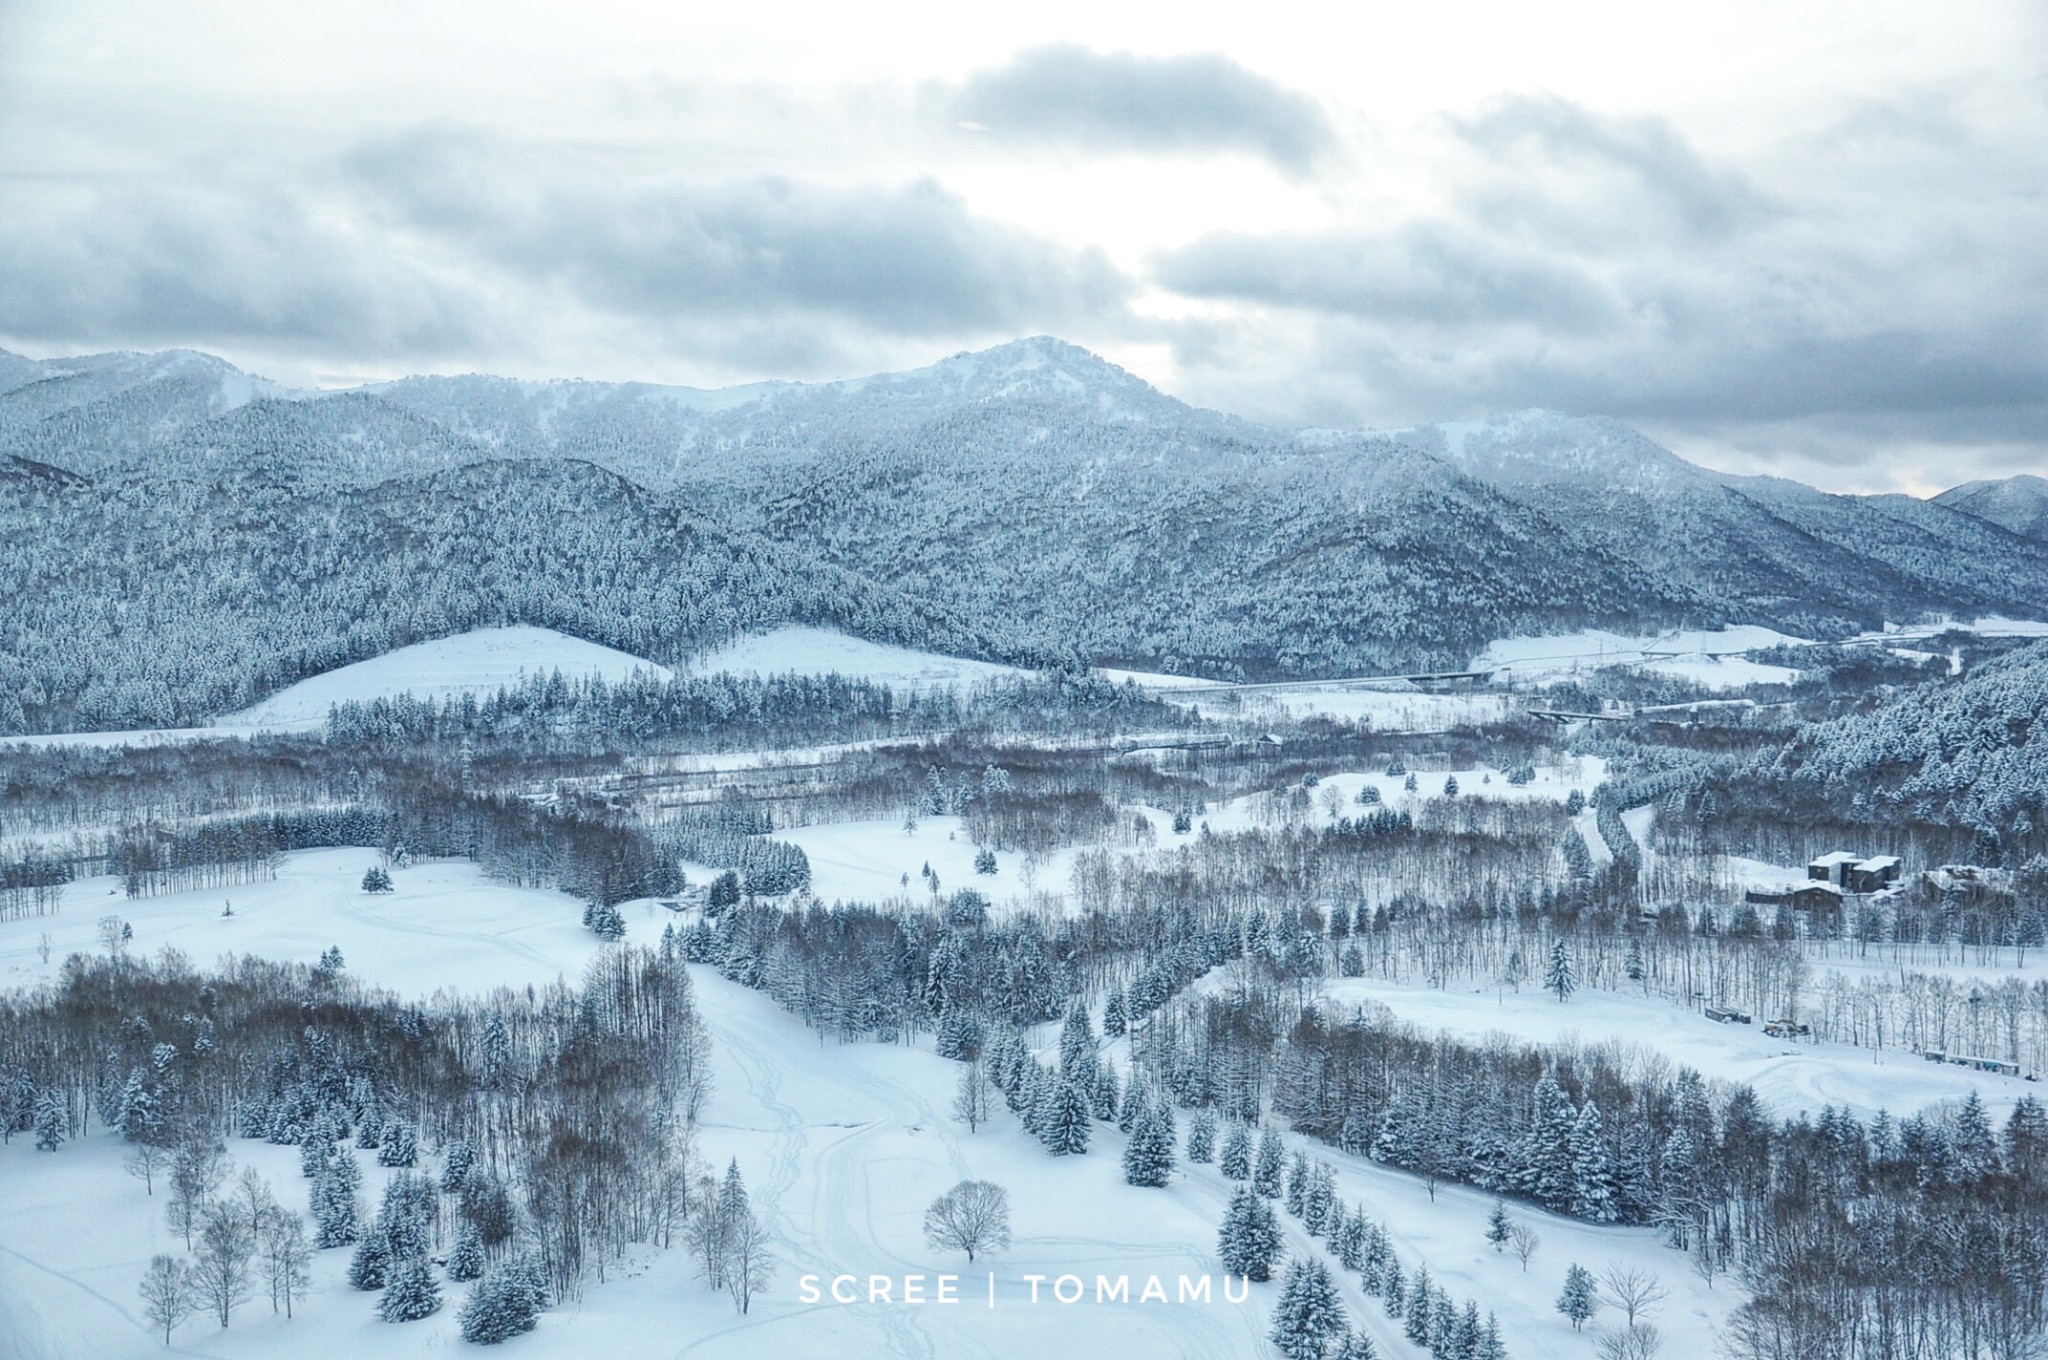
[1448,93,1776,241]
[345,126,1133,342]
[1157,222,1617,332]
[951,45,1334,172]
[0,181,489,357]
[1151,92,2048,484]
[0,125,1137,380]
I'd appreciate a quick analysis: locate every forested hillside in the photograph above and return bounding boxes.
[0,460,1022,733]
[1765,639,2048,840]
[5,339,2045,729]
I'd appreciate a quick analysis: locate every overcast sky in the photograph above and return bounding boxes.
[2,1,2043,492]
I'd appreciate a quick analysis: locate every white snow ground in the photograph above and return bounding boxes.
[1320,977,2021,1125]
[221,627,672,730]
[1476,627,1806,690]
[0,852,1750,1360]
[687,626,1025,690]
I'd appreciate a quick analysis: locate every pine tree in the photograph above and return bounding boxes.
[1103,988,1127,1038]
[1123,1103,1175,1187]
[1217,1187,1283,1282]
[1479,1312,1507,1360]
[313,1151,361,1247]
[1303,1162,1334,1236]
[1404,1266,1434,1345]
[1117,1080,1145,1133]
[1569,1102,1619,1222]
[1285,1150,1311,1217]
[1546,939,1576,1003]
[1254,1128,1286,1198]
[1331,1327,1379,1360]
[1220,1121,1253,1180]
[1952,1090,2000,1181]
[33,1091,63,1151]
[458,1266,540,1343]
[441,1139,476,1193]
[379,1257,441,1322]
[1042,1080,1092,1156]
[1187,1109,1217,1164]
[1557,1263,1598,1330]
[1059,1006,1098,1084]
[1269,1259,1346,1360]
[1380,1254,1405,1317]
[448,1224,486,1282]
[346,1225,391,1290]
[1090,1063,1120,1122]
[1485,1198,1512,1251]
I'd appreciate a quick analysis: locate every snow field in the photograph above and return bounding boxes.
[686,626,1025,691]
[220,626,674,729]
[9,838,2030,1359]
[1318,977,2025,1125]
[1476,627,1805,690]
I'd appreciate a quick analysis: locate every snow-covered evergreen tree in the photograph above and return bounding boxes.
[1557,1262,1598,1330]
[1269,1259,1346,1360]
[458,1265,540,1344]
[33,1091,63,1151]
[1217,1187,1283,1282]
[1569,1102,1619,1221]
[1090,1063,1120,1122]
[347,1224,391,1290]
[1041,1079,1091,1156]
[1546,939,1576,1002]
[1123,1102,1175,1187]
[378,1257,441,1322]
[1485,1198,1511,1251]
[1187,1108,1217,1164]
[1285,1150,1311,1217]
[1059,1005,1097,1084]
[1254,1127,1285,1198]
[1220,1121,1252,1180]
[448,1224,486,1282]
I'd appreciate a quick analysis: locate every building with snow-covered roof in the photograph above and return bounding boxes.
[1847,855,1903,893]
[1808,850,1859,886]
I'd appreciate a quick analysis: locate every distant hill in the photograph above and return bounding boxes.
[2,337,2044,730]
[1935,474,2048,542]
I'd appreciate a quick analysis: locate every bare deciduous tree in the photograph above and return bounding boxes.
[138,1254,196,1344]
[724,1207,774,1315]
[1600,1264,1668,1329]
[923,1180,1011,1263]
[124,1141,168,1196]
[190,1203,255,1328]
[1509,1224,1541,1273]
[952,1061,992,1133]
[1596,1322,1663,1360]
[260,1213,312,1318]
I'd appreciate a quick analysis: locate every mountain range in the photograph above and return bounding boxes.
[3,338,2044,732]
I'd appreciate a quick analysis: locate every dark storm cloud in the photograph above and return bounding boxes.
[345,126,1132,339]
[951,45,1334,172]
